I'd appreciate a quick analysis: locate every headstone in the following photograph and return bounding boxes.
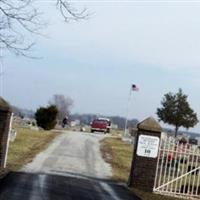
[0,97,12,168]
[128,117,162,192]
[9,129,17,142]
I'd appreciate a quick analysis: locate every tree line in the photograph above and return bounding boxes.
[12,89,199,135]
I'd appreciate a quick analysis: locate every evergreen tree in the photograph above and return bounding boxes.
[157,89,198,137]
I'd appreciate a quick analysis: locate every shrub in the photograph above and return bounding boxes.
[35,105,58,130]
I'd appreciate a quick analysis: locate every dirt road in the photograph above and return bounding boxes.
[0,131,139,200]
[22,131,112,178]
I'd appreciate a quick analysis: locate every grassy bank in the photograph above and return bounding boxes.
[1,128,57,174]
[100,137,180,200]
[100,137,133,182]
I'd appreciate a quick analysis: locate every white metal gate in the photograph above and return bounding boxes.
[154,136,200,199]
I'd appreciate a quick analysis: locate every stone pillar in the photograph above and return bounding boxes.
[0,97,12,168]
[128,117,162,192]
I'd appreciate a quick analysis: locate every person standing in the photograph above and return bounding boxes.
[62,116,68,128]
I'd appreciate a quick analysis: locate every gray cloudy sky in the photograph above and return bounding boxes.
[2,1,200,132]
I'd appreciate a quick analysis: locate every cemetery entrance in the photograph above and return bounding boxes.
[153,136,200,199]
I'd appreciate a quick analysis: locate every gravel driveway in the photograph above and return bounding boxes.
[0,131,139,200]
[22,131,112,178]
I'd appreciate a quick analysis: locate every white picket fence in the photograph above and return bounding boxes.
[154,136,200,199]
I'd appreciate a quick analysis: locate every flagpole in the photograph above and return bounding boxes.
[124,87,132,137]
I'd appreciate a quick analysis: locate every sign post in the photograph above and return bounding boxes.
[136,135,160,158]
[128,117,162,192]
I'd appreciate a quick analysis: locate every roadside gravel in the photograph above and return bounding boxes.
[22,131,112,179]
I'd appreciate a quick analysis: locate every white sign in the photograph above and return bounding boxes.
[136,135,160,158]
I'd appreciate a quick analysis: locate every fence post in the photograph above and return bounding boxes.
[0,97,12,168]
[128,117,162,192]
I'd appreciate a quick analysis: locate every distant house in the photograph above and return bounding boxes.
[189,138,198,145]
[70,120,80,127]
[111,123,118,129]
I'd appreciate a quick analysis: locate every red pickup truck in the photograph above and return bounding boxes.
[90,118,111,133]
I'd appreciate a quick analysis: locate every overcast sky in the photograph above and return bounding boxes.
[2,1,200,132]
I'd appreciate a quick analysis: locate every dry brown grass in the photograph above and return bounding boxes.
[1,128,58,176]
[100,137,133,182]
[110,129,124,137]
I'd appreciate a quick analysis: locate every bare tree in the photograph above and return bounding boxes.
[49,94,73,122]
[56,0,88,22]
[0,0,88,56]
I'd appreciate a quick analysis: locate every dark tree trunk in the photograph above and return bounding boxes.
[175,126,179,137]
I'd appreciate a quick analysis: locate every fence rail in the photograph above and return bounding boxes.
[154,136,200,199]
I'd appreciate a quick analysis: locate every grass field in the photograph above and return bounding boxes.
[100,137,181,200]
[111,129,124,137]
[100,137,133,182]
[0,128,58,175]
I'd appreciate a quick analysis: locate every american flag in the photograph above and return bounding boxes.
[132,84,139,91]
